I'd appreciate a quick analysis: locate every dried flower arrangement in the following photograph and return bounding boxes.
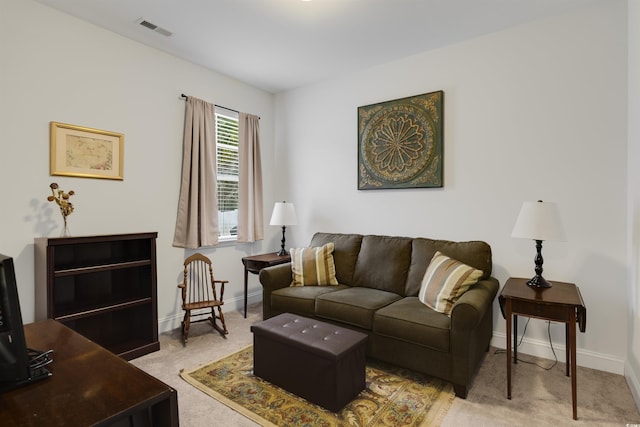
[47,183,75,236]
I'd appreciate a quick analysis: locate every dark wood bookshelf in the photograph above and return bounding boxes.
[34,233,159,360]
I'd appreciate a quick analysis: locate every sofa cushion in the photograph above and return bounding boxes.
[310,233,363,286]
[352,235,412,296]
[373,297,450,352]
[418,251,483,315]
[271,285,349,318]
[290,242,338,287]
[315,287,402,330]
[405,238,492,296]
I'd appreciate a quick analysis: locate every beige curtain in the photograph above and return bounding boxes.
[172,97,219,249]
[236,113,264,242]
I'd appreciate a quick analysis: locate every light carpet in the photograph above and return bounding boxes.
[131,304,640,426]
[180,345,454,427]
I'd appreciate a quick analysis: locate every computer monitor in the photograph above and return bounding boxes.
[0,253,51,393]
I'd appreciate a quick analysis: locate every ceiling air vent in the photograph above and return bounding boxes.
[137,18,173,37]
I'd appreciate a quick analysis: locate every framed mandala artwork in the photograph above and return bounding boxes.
[358,91,443,190]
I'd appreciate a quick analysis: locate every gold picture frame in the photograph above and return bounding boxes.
[50,122,124,180]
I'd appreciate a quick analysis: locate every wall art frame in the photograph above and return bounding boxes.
[358,90,443,190]
[50,122,124,180]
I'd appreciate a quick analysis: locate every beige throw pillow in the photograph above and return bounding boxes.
[290,242,338,287]
[418,251,483,315]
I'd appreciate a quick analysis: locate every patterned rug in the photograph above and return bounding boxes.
[180,346,454,427]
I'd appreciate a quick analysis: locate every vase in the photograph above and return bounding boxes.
[61,218,71,237]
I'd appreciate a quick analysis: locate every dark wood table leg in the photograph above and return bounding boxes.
[565,322,570,376]
[513,314,518,363]
[243,267,249,318]
[506,299,512,400]
[570,309,578,420]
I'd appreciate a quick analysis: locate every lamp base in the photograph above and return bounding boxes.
[276,248,289,257]
[275,225,289,257]
[526,274,552,288]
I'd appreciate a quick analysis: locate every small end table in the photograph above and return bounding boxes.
[241,253,291,318]
[498,277,586,420]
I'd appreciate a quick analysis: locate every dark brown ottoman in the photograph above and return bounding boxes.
[250,313,368,412]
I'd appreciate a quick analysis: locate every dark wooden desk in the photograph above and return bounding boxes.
[0,320,179,426]
[242,253,291,318]
[499,277,586,420]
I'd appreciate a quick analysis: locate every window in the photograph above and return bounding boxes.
[215,109,239,241]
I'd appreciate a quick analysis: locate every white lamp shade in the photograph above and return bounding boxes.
[511,201,566,242]
[269,202,297,226]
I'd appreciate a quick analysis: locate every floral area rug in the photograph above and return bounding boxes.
[179,346,454,427]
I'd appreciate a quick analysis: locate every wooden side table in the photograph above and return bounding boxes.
[242,253,291,318]
[498,277,586,420]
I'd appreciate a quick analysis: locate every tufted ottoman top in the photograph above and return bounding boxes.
[251,313,367,360]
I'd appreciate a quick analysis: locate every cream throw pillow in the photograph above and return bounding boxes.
[418,251,483,315]
[290,242,338,287]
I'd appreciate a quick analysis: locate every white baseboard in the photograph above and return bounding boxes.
[158,312,182,333]
[157,290,262,333]
[625,360,640,413]
[491,331,625,375]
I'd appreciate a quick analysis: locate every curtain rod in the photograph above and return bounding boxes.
[180,93,240,114]
[180,94,260,119]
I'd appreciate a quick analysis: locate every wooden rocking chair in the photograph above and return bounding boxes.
[177,253,228,344]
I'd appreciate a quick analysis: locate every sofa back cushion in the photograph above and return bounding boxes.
[310,233,363,286]
[310,232,493,298]
[405,238,492,296]
[352,235,412,296]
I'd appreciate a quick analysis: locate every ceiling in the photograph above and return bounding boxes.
[34,0,600,94]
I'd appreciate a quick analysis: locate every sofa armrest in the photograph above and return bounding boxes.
[449,276,499,396]
[450,277,499,330]
[259,263,292,291]
[258,263,292,319]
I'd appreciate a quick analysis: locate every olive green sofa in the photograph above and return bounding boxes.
[258,232,499,398]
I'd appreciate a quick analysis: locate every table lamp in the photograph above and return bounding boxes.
[269,202,297,256]
[511,200,566,288]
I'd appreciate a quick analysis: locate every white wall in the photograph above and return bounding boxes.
[0,0,280,331]
[275,1,628,374]
[627,0,640,406]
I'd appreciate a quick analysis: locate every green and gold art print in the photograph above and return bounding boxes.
[358,91,443,190]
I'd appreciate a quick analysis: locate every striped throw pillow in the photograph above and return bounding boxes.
[418,251,483,315]
[290,243,339,287]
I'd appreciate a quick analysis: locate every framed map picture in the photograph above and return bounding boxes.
[358,91,443,190]
[50,122,124,180]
